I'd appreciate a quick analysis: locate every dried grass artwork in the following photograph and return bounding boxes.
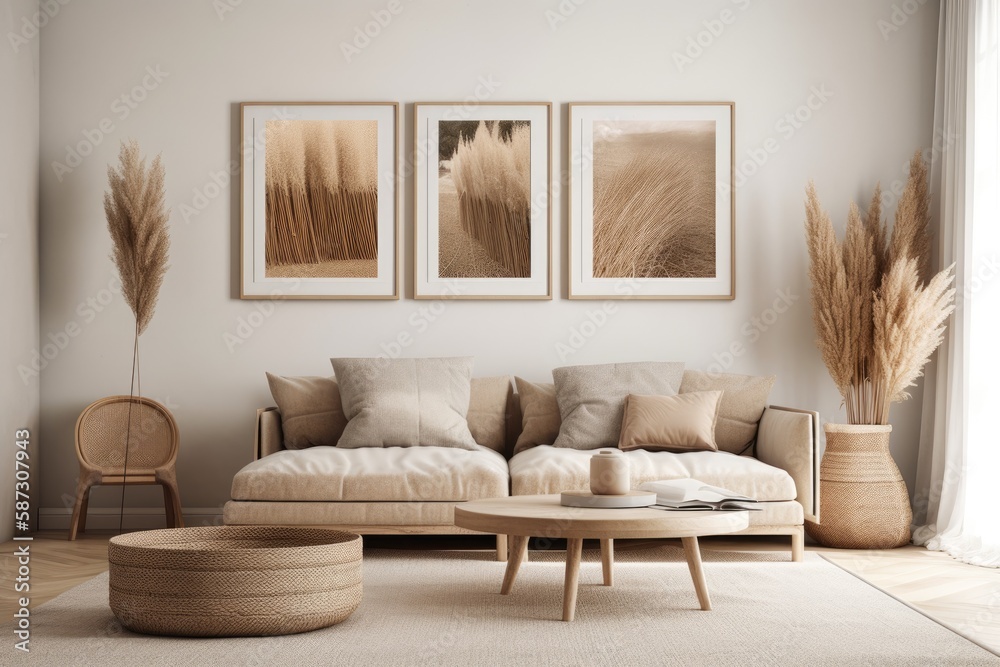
[264,120,378,278]
[592,120,716,279]
[437,120,531,279]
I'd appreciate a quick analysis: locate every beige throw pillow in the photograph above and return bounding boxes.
[618,391,722,453]
[265,373,347,450]
[679,370,776,454]
[467,376,513,454]
[331,357,480,450]
[552,361,685,450]
[513,378,562,454]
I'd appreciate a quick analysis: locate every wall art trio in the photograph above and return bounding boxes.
[240,101,734,301]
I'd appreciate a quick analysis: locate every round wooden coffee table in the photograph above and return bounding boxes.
[454,494,749,621]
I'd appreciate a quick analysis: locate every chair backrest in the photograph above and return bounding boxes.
[75,396,179,474]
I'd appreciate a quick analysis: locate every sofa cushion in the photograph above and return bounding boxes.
[513,378,561,454]
[468,376,513,454]
[618,391,722,453]
[680,370,776,454]
[552,361,685,450]
[509,445,796,501]
[332,357,479,450]
[265,374,346,449]
[231,446,509,502]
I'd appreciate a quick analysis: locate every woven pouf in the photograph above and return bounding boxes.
[108,526,362,637]
[805,424,912,549]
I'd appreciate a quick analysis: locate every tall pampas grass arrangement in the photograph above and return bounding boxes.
[450,121,531,277]
[805,151,955,425]
[104,139,170,531]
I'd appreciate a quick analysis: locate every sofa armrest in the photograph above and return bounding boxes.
[756,405,820,523]
[255,407,285,461]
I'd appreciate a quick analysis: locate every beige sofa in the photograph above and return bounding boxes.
[223,376,819,562]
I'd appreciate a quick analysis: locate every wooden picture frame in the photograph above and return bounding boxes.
[413,102,552,300]
[567,102,735,300]
[240,102,399,299]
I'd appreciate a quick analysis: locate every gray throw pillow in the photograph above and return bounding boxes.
[552,361,685,450]
[331,357,480,450]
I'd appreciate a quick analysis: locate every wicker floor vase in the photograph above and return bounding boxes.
[805,424,912,549]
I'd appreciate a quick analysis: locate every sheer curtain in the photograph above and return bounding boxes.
[912,0,1000,568]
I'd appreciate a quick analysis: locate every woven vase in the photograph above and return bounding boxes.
[804,424,912,549]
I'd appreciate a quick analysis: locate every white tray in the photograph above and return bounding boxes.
[560,491,657,509]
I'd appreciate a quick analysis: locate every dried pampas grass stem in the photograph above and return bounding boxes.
[804,151,954,425]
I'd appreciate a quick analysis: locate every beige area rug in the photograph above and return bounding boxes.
[5,544,998,667]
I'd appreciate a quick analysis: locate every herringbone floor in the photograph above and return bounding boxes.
[1,532,997,655]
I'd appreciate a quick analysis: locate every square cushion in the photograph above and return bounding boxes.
[231,446,509,502]
[618,391,722,453]
[332,357,480,450]
[265,373,346,449]
[467,376,513,454]
[513,378,561,454]
[509,445,797,501]
[680,370,776,454]
[552,361,685,450]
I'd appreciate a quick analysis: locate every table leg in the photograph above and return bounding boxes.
[501,535,529,595]
[562,538,584,621]
[600,538,614,586]
[682,536,711,611]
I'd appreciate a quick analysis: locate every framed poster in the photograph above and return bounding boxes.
[568,102,735,300]
[414,102,552,299]
[240,102,399,299]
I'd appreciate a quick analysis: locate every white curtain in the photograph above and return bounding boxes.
[912,0,1000,568]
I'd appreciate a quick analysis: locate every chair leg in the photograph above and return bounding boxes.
[68,479,92,541]
[163,479,184,528]
[162,484,176,528]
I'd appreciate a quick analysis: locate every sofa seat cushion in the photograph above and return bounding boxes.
[509,445,796,502]
[231,446,509,503]
[224,500,470,527]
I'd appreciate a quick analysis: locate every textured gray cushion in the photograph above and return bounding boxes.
[551,362,685,450]
[679,370,776,454]
[331,357,480,450]
[265,373,346,450]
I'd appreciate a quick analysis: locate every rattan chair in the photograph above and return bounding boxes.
[69,396,182,540]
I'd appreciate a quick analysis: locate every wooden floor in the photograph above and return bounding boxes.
[2,532,997,655]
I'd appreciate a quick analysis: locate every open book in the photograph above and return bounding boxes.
[637,479,761,511]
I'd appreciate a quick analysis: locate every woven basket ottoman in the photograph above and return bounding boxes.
[108,526,362,637]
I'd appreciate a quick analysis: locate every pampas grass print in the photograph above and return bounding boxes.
[450,121,531,277]
[264,120,378,269]
[805,150,955,425]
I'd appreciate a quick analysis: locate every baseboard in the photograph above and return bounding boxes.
[38,507,224,531]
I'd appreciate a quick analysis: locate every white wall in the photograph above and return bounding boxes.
[1,0,41,540]
[36,0,940,522]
